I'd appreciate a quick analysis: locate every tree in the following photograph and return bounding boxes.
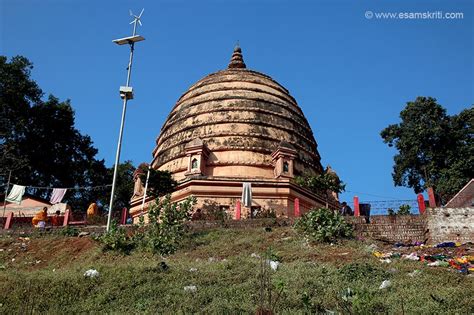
[0,55,109,211]
[138,166,177,199]
[0,56,40,174]
[381,96,473,203]
[295,170,345,207]
[98,161,136,212]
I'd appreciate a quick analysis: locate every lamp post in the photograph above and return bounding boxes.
[107,9,145,232]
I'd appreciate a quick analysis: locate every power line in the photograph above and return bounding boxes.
[5,183,112,191]
[344,190,402,200]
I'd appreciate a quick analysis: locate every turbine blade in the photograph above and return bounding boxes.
[138,20,142,26]
[130,20,135,24]
[129,9,133,16]
[139,8,144,18]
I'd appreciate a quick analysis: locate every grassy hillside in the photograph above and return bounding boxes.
[0,226,473,314]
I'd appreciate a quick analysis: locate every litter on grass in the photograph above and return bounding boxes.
[184,285,197,292]
[379,280,391,290]
[370,241,474,274]
[268,260,280,271]
[408,270,421,277]
[84,269,99,278]
[403,253,420,261]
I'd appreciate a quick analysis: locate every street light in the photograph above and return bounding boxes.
[107,9,145,232]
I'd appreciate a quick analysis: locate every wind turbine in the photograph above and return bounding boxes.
[129,8,144,36]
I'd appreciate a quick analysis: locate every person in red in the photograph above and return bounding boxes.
[51,210,62,226]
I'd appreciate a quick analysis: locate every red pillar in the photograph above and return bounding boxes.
[4,212,13,229]
[294,198,300,217]
[63,209,70,226]
[427,187,436,208]
[354,196,360,217]
[417,194,426,214]
[235,200,241,220]
[120,207,128,225]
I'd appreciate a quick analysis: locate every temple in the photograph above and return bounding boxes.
[130,46,338,221]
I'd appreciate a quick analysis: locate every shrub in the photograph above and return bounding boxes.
[98,220,133,253]
[256,249,287,314]
[199,200,231,222]
[253,207,277,219]
[97,194,196,256]
[387,208,395,216]
[339,263,390,282]
[58,226,80,237]
[294,208,353,243]
[397,204,411,215]
[136,194,196,256]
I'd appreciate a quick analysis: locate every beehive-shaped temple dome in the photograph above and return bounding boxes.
[131,45,336,221]
[151,46,323,179]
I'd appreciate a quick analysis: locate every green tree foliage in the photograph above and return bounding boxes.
[294,208,353,243]
[381,97,473,203]
[0,56,109,210]
[295,172,346,195]
[99,161,136,212]
[397,204,411,215]
[138,166,177,198]
[295,170,345,208]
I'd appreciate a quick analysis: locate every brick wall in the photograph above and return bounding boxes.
[2,209,472,244]
[426,207,474,244]
[347,215,427,242]
[188,216,429,243]
[187,218,294,231]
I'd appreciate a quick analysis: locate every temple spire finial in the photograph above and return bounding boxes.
[228,42,246,69]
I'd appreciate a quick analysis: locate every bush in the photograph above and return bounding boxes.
[339,263,390,282]
[397,204,411,215]
[97,194,196,256]
[294,208,353,243]
[98,220,133,253]
[253,207,277,219]
[58,226,80,237]
[135,194,196,256]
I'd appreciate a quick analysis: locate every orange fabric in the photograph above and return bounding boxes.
[51,215,61,226]
[32,209,48,226]
[87,203,98,217]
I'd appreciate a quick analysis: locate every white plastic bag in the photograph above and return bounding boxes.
[184,285,197,292]
[84,269,99,278]
[379,280,391,290]
[268,260,280,271]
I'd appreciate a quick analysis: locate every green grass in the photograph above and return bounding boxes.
[0,227,473,314]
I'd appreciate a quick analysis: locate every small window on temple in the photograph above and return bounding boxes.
[283,161,289,173]
[191,158,198,169]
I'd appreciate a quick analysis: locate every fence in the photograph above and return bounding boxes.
[354,199,420,215]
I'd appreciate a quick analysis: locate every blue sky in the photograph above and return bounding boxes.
[1,0,473,206]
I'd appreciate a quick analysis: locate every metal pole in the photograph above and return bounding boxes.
[106,41,136,232]
[141,166,151,211]
[2,170,12,218]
